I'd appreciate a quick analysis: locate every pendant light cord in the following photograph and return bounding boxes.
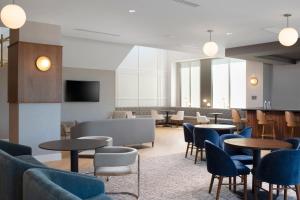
[286,16,289,27]
[12,0,15,4]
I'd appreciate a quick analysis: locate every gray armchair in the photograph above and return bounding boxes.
[23,168,111,200]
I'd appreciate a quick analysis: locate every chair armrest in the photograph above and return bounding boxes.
[50,170,105,198]
[0,140,32,156]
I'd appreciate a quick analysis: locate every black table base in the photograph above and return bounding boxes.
[70,150,79,172]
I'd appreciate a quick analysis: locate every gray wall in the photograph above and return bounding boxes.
[62,67,115,122]
[0,65,8,139]
[263,63,273,102]
[271,62,300,109]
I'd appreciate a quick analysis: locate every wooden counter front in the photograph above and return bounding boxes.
[244,109,300,139]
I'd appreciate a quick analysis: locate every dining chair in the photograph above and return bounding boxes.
[231,109,247,132]
[285,111,300,138]
[193,128,219,164]
[256,110,276,139]
[94,146,140,199]
[151,110,165,125]
[255,149,300,200]
[286,138,300,150]
[78,136,113,158]
[205,141,250,200]
[219,134,253,165]
[238,127,252,138]
[170,111,184,127]
[183,123,195,158]
[196,112,210,124]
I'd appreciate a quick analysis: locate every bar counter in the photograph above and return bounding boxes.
[243,108,300,139]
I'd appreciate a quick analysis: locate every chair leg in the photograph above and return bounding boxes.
[262,125,265,139]
[276,185,280,196]
[295,185,300,200]
[190,144,194,155]
[200,148,203,161]
[194,148,199,164]
[243,175,248,200]
[291,127,295,138]
[254,179,258,200]
[269,184,273,200]
[216,176,223,200]
[209,175,215,194]
[229,177,232,190]
[233,176,237,192]
[185,143,190,158]
[284,186,288,200]
[272,124,276,139]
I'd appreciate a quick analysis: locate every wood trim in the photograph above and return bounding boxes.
[9,104,19,143]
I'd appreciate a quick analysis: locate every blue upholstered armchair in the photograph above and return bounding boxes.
[183,123,195,158]
[0,140,32,156]
[238,127,252,138]
[193,128,219,164]
[205,141,250,200]
[255,149,300,199]
[285,138,300,149]
[23,168,111,200]
[0,149,46,200]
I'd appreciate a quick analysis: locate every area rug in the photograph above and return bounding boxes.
[92,153,296,200]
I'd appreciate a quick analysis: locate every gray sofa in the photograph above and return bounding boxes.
[71,118,155,146]
[116,107,245,125]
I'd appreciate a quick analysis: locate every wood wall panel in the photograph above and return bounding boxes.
[8,42,62,103]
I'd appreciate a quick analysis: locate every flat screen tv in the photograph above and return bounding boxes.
[65,80,100,102]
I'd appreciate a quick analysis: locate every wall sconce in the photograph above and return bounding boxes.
[207,102,211,107]
[203,99,207,103]
[36,56,51,71]
[250,76,258,86]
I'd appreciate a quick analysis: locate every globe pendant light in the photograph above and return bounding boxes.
[278,14,298,47]
[1,0,26,29]
[203,30,219,57]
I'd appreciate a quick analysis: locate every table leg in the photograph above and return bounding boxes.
[70,150,79,172]
[214,115,217,124]
[166,111,169,124]
[252,149,261,193]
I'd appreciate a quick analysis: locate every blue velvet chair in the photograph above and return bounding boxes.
[286,138,300,150]
[193,128,219,164]
[205,141,250,200]
[23,168,110,200]
[239,127,252,138]
[255,149,300,200]
[183,123,195,158]
[0,149,46,200]
[219,134,253,165]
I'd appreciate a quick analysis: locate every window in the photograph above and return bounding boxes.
[180,61,200,107]
[212,58,246,109]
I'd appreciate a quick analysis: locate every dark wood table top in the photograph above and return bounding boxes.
[195,124,236,130]
[39,139,107,151]
[224,138,292,150]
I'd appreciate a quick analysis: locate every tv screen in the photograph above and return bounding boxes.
[65,80,100,102]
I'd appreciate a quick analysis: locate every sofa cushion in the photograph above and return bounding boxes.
[16,155,45,166]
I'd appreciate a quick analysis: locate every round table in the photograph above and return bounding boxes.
[209,112,223,124]
[39,139,107,172]
[195,124,236,134]
[224,138,292,192]
[160,110,175,126]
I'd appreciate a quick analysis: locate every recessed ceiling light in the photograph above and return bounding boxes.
[129,9,136,13]
[226,32,233,36]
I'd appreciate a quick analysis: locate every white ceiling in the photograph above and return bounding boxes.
[1,0,300,53]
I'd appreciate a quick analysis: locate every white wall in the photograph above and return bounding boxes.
[246,60,264,108]
[62,36,133,70]
[62,68,115,122]
[271,62,300,109]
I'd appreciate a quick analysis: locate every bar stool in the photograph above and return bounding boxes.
[231,109,247,132]
[256,110,276,139]
[285,111,300,138]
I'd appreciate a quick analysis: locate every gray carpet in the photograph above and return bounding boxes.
[95,153,297,200]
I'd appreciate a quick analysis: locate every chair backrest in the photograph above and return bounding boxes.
[256,149,300,185]
[176,111,184,120]
[94,146,138,167]
[196,112,201,118]
[196,112,209,123]
[239,127,252,138]
[286,138,300,150]
[125,111,134,119]
[205,141,237,177]
[0,150,45,200]
[256,110,266,123]
[193,128,219,148]
[183,123,194,143]
[0,140,32,156]
[78,136,113,147]
[112,111,127,119]
[232,109,241,123]
[285,111,296,127]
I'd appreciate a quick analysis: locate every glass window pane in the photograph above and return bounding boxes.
[190,61,200,107]
[212,59,229,108]
[180,64,190,107]
[230,59,246,108]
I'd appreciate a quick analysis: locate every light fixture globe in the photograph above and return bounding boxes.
[36,56,51,72]
[203,41,218,57]
[278,27,298,46]
[1,4,26,29]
